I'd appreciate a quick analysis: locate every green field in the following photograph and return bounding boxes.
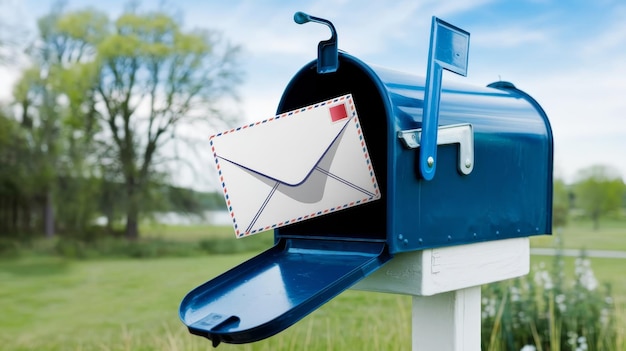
[530,218,626,251]
[0,219,624,350]
[146,218,626,252]
[0,254,412,351]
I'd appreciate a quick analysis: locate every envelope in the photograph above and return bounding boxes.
[210,94,381,237]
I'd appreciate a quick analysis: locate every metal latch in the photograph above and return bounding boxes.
[398,123,474,175]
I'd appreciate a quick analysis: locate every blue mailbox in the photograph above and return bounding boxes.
[180,14,553,346]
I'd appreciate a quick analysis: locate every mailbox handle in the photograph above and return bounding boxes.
[398,123,474,176]
[420,17,470,180]
[294,12,339,74]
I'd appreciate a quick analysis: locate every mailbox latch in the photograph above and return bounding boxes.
[398,123,474,175]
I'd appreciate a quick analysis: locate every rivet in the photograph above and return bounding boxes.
[398,234,404,240]
[427,156,434,167]
[403,239,409,245]
[447,235,452,241]
[465,158,472,168]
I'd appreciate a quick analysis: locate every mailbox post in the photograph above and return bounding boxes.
[179,12,553,349]
[353,237,530,350]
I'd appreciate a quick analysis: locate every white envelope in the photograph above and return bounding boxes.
[210,94,381,237]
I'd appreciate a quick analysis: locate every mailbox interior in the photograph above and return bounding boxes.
[276,57,390,242]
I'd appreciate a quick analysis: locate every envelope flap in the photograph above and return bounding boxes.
[210,95,356,185]
[179,238,391,345]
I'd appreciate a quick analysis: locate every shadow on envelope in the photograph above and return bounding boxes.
[244,129,344,204]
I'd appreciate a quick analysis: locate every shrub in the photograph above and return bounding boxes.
[0,238,21,258]
[199,234,273,255]
[482,242,618,350]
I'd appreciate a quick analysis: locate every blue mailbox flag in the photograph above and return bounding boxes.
[420,17,469,180]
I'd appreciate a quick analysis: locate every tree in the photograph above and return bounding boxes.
[573,165,625,230]
[11,6,108,237]
[93,10,242,239]
[0,107,33,234]
[10,6,241,239]
[552,177,570,228]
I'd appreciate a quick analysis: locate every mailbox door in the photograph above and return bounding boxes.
[179,238,390,345]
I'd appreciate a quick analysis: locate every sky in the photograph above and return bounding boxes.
[2,0,626,188]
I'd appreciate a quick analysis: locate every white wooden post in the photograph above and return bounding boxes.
[352,237,530,351]
[412,286,481,351]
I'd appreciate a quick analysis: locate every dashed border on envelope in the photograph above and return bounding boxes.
[209,94,380,237]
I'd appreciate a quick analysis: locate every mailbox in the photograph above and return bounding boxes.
[275,59,553,254]
[180,14,553,346]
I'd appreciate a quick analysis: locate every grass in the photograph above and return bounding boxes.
[1,254,621,351]
[0,218,624,350]
[0,254,411,351]
[141,217,626,251]
[141,223,239,241]
[530,218,626,251]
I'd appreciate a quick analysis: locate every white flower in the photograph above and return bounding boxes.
[580,270,598,291]
[600,308,610,325]
[555,294,567,312]
[483,298,497,318]
[576,335,589,351]
[520,345,536,351]
[567,331,578,347]
[574,257,598,291]
[510,286,521,302]
[534,271,554,290]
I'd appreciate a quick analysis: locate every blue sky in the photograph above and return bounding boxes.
[3,0,626,187]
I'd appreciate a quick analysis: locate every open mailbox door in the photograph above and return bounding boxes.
[180,90,389,346]
[179,238,390,346]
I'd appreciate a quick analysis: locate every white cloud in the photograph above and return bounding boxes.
[471,27,550,48]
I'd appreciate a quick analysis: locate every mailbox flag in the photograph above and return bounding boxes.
[420,17,470,181]
[433,19,469,76]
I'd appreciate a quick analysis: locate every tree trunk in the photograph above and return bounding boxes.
[44,190,55,238]
[104,206,114,234]
[125,210,139,240]
[124,180,140,240]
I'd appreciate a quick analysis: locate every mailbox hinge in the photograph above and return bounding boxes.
[397,123,474,175]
